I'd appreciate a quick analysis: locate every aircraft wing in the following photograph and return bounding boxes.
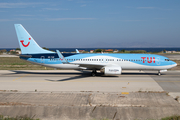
[72,62,106,70]
[56,50,108,70]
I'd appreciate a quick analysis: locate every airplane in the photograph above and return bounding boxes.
[14,24,177,76]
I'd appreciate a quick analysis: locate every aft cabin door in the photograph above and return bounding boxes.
[156,57,160,65]
[41,56,45,64]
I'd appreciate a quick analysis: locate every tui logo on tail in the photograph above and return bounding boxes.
[20,38,31,47]
[60,58,64,61]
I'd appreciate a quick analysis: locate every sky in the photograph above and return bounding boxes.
[0,0,180,48]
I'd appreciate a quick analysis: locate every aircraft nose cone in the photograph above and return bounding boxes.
[172,61,177,67]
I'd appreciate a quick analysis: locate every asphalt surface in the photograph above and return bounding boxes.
[0,70,180,93]
[161,54,180,60]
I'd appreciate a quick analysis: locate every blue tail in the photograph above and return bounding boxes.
[14,24,55,54]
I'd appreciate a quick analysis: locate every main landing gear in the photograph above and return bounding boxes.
[91,69,97,77]
[158,70,161,76]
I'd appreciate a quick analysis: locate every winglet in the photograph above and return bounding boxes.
[76,49,79,53]
[56,50,68,64]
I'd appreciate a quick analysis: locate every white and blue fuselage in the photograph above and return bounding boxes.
[15,24,177,76]
[21,53,176,70]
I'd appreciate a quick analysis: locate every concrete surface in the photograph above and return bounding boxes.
[0,70,165,92]
[0,92,180,120]
[0,70,180,120]
[161,54,180,60]
[0,54,19,57]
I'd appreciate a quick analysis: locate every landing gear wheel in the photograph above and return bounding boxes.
[158,71,161,76]
[91,70,97,77]
[91,72,96,77]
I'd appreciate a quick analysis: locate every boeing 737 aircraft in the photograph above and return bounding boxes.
[14,24,177,76]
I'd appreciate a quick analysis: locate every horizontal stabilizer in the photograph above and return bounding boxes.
[18,54,32,58]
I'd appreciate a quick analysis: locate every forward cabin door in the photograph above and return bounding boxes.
[41,56,45,64]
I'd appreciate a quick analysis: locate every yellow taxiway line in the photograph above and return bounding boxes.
[13,74,30,81]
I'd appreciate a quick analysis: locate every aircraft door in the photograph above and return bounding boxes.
[41,56,45,64]
[101,58,104,63]
[156,57,160,65]
[101,58,108,63]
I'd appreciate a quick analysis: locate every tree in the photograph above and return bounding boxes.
[0,49,7,54]
[163,49,166,53]
[94,49,102,53]
[42,47,49,50]
[121,49,125,53]
[16,48,21,51]
[10,51,17,55]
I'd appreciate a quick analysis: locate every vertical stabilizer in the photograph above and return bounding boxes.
[14,24,55,54]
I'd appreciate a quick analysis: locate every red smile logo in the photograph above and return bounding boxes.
[60,58,64,61]
[20,38,31,47]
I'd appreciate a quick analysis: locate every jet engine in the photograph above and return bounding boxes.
[100,66,122,75]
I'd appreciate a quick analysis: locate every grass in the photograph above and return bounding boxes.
[161,115,180,120]
[0,57,30,65]
[0,57,54,70]
[0,115,39,120]
[92,118,109,120]
[92,116,180,120]
[0,114,179,120]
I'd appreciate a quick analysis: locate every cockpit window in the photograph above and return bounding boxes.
[165,59,170,61]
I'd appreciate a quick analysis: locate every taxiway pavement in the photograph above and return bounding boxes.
[0,70,180,93]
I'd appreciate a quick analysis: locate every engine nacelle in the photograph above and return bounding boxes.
[101,66,122,75]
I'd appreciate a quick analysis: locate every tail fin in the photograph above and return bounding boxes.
[14,24,55,54]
